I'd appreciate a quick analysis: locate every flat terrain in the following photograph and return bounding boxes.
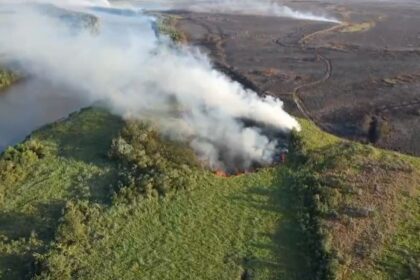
[172,0,420,156]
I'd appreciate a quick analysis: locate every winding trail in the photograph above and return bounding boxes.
[299,22,346,45]
[291,52,332,124]
[293,21,420,133]
[192,15,339,131]
[287,22,340,131]
[180,14,419,132]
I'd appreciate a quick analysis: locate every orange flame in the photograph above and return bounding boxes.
[215,170,228,177]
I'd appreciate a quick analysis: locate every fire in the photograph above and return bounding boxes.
[215,170,228,177]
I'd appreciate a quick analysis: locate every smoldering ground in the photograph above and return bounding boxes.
[0,0,301,170]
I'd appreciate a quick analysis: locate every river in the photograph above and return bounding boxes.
[0,78,89,151]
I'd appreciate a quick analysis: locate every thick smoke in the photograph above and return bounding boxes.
[0,1,300,171]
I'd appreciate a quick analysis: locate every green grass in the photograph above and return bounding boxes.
[0,108,311,279]
[0,108,123,279]
[0,109,418,280]
[294,119,420,279]
[36,169,310,280]
[32,111,311,280]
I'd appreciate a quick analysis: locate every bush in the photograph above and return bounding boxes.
[34,201,101,280]
[0,140,47,186]
[108,121,200,201]
[286,132,339,280]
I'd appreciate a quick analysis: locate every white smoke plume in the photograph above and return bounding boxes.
[121,0,340,23]
[0,0,111,7]
[179,0,341,23]
[0,1,300,170]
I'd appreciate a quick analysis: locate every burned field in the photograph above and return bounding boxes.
[171,0,420,156]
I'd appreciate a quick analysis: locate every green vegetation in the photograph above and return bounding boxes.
[0,108,310,279]
[157,16,186,43]
[0,108,123,279]
[0,68,19,90]
[32,110,311,279]
[293,120,420,279]
[34,171,311,280]
[0,108,418,279]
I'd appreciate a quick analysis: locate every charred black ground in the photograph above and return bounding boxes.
[169,0,420,157]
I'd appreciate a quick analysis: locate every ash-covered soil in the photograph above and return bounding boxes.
[170,0,420,156]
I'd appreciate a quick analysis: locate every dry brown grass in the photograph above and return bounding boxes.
[313,146,418,278]
[339,22,375,33]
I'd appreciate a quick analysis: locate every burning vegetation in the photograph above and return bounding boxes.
[208,118,291,176]
[0,3,300,174]
[2,1,418,279]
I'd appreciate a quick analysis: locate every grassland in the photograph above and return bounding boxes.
[0,108,123,279]
[295,120,420,279]
[35,170,310,280]
[0,108,310,279]
[0,107,418,279]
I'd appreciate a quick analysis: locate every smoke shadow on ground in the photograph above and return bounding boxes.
[227,168,311,279]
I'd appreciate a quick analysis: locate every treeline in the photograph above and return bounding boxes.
[286,131,340,280]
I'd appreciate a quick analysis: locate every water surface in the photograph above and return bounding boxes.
[0,78,89,151]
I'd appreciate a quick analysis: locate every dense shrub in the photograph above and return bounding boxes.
[109,121,201,201]
[286,132,338,280]
[0,140,47,185]
[34,201,102,280]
